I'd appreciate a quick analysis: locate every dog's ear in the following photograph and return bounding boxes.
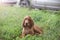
[29,18,34,27]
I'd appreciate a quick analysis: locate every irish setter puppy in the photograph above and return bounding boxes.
[21,16,43,37]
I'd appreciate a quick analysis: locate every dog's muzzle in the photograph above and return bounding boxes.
[24,20,30,26]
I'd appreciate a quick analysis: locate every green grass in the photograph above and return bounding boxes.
[0,6,60,40]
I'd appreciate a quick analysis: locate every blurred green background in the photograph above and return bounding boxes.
[0,6,60,40]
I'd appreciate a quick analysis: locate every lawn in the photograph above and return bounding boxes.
[0,6,60,40]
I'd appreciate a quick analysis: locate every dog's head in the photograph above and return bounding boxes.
[23,16,34,28]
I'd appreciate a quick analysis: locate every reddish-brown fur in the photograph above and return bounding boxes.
[21,16,43,37]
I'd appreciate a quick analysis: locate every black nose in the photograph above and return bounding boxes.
[26,23,28,26]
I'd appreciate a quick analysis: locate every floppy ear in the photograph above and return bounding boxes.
[29,18,34,27]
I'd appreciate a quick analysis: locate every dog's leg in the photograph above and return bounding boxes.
[21,28,26,38]
[33,25,43,34]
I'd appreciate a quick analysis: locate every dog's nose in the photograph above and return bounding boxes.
[26,23,28,25]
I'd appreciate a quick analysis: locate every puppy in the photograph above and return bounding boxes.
[21,16,43,37]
